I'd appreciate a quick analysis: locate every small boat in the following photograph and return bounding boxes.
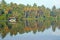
[8,17,16,22]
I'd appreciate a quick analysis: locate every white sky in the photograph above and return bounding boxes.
[0,0,60,9]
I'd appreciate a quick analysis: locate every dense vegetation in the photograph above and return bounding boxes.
[0,0,60,21]
[0,0,60,38]
[0,19,60,38]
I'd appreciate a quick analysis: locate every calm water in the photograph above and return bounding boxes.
[0,20,60,40]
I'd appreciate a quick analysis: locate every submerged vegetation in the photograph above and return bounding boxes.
[0,0,60,21]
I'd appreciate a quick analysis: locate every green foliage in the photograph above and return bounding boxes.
[0,14,6,20]
[0,0,60,21]
[0,0,60,39]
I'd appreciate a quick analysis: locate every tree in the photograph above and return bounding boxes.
[1,0,7,8]
[51,5,57,17]
[52,5,56,11]
[1,0,6,4]
[33,3,37,7]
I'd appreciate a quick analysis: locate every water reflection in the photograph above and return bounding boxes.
[0,19,60,39]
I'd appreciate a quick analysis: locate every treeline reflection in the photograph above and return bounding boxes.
[0,19,60,38]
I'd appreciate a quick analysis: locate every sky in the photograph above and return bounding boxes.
[0,0,60,9]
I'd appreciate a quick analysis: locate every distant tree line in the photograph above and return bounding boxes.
[0,0,60,20]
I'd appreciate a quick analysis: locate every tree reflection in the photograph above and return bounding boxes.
[0,19,60,38]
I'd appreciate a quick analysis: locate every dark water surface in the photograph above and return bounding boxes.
[0,20,60,40]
